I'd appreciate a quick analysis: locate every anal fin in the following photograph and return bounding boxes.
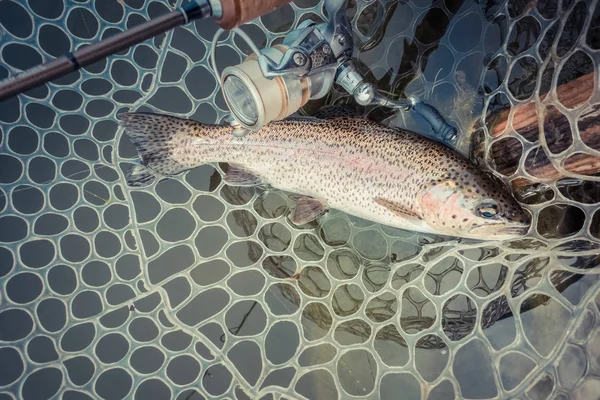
[375,197,422,221]
[292,196,328,225]
[224,164,262,186]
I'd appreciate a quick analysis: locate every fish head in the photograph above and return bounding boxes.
[418,172,531,240]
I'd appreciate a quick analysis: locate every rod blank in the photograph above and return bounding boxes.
[0,2,209,103]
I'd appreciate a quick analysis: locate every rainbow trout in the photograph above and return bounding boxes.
[119,111,530,240]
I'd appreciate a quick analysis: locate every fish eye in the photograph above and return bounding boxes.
[479,209,496,218]
[477,199,498,219]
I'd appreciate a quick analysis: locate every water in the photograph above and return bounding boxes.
[1,0,600,399]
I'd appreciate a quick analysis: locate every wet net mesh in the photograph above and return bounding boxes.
[1,0,600,398]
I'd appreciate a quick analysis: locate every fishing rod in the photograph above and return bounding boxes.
[0,0,292,102]
[0,0,456,141]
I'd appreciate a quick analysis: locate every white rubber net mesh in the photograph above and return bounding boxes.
[1,0,600,399]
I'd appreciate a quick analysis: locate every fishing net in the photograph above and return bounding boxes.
[0,0,599,398]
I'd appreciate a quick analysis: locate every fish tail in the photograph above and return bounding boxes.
[118,112,198,187]
[126,164,157,187]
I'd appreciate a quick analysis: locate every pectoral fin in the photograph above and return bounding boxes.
[223,164,262,186]
[375,197,422,221]
[292,196,328,225]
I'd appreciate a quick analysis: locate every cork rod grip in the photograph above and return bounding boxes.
[218,0,293,29]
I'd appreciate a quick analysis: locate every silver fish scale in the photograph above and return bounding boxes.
[0,0,599,399]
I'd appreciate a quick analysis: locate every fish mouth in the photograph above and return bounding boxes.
[468,223,530,239]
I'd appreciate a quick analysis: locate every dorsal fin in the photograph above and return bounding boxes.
[312,105,361,119]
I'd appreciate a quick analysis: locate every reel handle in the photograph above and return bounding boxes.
[411,100,457,142]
